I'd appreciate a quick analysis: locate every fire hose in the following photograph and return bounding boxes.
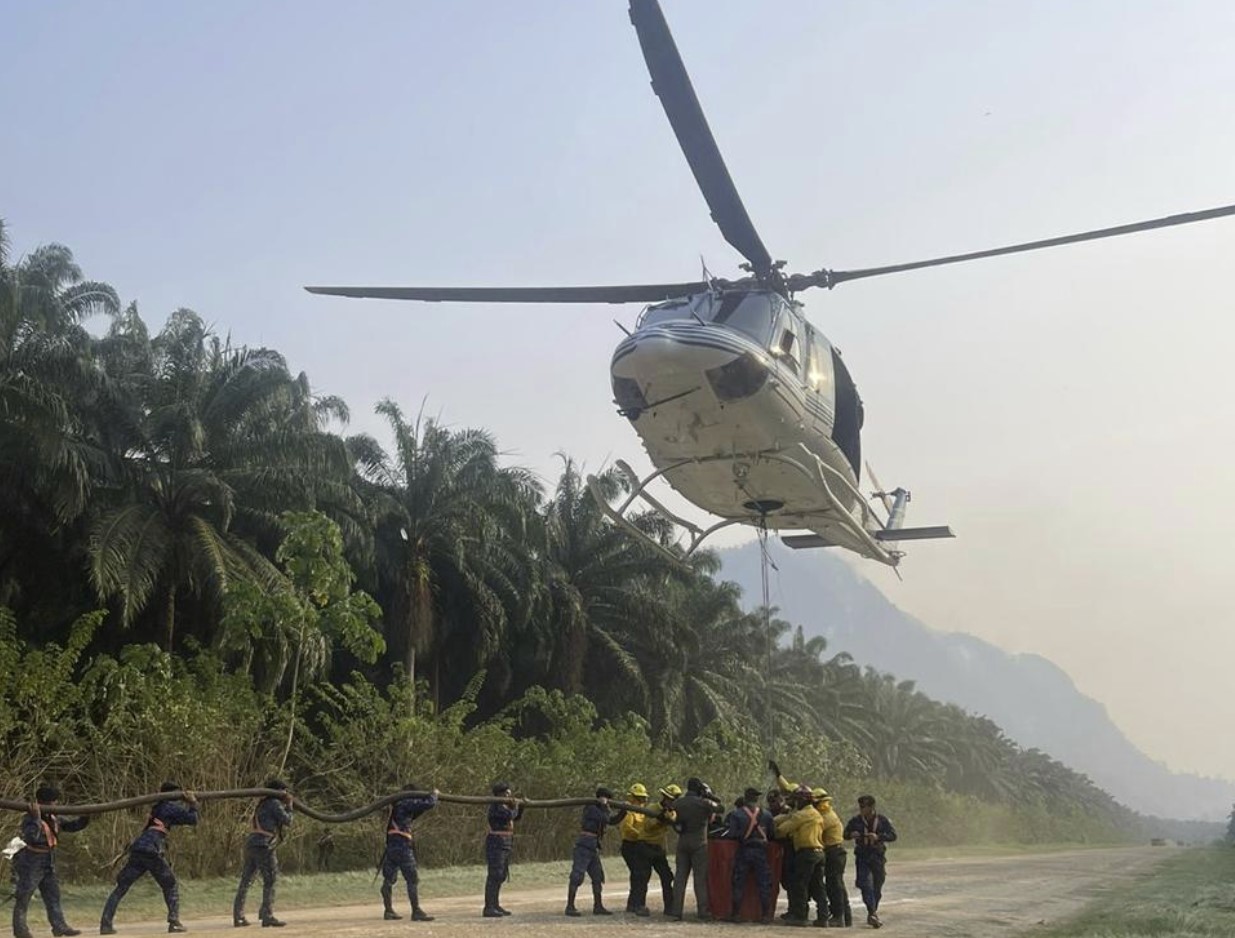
[0,789,663,820]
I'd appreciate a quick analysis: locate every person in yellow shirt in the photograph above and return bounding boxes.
[644,786,679,915]
[619,784,654,917]
[773,789,826,925]
[816,792,852,927]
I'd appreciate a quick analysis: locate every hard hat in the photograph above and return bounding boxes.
[659,783,683,799]
[628,782,649,799]
[811,787,831,802]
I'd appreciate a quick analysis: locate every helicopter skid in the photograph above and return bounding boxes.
[587,445,902,566]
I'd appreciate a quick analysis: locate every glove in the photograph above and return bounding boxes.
[768,759,781,777]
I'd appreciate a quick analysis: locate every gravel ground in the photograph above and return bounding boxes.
[65,845,1167,937]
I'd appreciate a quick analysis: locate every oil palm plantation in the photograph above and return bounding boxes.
[88,310,352,651]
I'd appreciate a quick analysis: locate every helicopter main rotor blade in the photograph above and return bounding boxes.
[304,281,712,304]
[793,203,1235,289]
[629,0,774,279]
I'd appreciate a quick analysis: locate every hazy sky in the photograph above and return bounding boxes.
[4,1,1234,779]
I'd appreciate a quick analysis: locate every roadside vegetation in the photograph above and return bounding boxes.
[1039,847,1235,937]
[0,222,1157,880]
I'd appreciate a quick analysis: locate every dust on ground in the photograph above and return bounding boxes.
[85,845,1167,937]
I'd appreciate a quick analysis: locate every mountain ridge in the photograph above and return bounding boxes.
[719,540,1234,821]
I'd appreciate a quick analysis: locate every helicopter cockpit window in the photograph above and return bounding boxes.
[708,293,778,344]
[777,326,799,370]
[639,298,694,328]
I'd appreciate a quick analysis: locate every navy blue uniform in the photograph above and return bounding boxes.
[724,806,775,918]
[566,802,625,913]
[381,794,437,915]
[12,810,89,937]
[484,800,524,912]
[844,813,897,916]
[101,799,199,928]
[233,795,293,925]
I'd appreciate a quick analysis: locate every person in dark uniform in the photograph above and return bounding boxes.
[724,788,775,924]
[564,787,625,917]
[766,787,795,906]
[315,829,335,872]
[100,781,199,934]
[380,784,438,922]
[11,785,89,938]
[669,777,722,921]
[483,781,524,918]
[844,795,898,929]
[232,779,294,928]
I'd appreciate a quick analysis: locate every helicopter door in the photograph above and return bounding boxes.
[804,327,836,434]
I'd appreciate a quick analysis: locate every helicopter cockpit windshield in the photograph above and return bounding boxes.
[638,292,782,345]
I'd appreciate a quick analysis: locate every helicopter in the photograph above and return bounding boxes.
[308,0,1235,567]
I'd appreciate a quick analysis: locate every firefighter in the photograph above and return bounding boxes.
[233,779,294,928]
[483,781,524,918]
[723,788,775,924]
[11,785,89,938]
[669,777,722,921]
[564,788,626,917]
[844,794,898,929]
[816,789,851,928]
[100,781,199,934]
[645,785,680,915]
[767,787,796,903]
[380,784,439,922]
[619,783,654,916]
[773,785,826,926]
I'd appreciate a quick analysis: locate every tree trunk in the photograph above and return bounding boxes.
[277,619,307,774]
[163,587,176,653]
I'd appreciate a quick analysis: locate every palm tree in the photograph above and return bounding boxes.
[0,226,118,612]
[353,400,540,705]
[88,310,352,650]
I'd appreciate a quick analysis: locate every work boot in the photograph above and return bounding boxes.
[383,909,401,920]
[564,906,582,918]
[53,928,83,937]
[565,882,581,916]
[496,907,512,916]
[633,907,651,918]
[233,918,249,928]
[168,924,187,934]
[411,909,434,922]
[828,916,846,928]
[483,908,504,918]
[14,929,33,938]
[867,913,882,929]
[259,919,285,928]
[592,884,612,915]
[100,925,117,936]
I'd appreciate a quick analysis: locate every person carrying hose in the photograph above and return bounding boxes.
[669,777,722,921]
[483,782,524,918]
[564,787,626,917]
[11,785,89,938]
[100,780,199,934]
[233,779,294,928]
[619,783,654,916]
[379,784,438,922]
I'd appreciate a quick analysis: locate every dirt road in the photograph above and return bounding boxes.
[98,846,1164,937]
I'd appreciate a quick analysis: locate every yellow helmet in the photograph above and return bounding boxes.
[659,783,683,799]
[628,782,649,799]
[811,787,831,802]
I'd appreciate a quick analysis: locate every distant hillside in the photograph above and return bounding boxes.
[720,540,1235,822]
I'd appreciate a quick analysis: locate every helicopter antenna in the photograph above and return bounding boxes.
[756,516,777,753]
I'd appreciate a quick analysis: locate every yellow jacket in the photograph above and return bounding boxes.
[774,805,825,851]
[640,810,673,847]
[619,812,645,842]
[817,802,844,847]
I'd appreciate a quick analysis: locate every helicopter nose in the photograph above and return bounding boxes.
[610,325,761,415]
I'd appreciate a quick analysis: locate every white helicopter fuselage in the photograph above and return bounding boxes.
[610,289,885,559]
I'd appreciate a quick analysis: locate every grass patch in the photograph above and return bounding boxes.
[1038,846,1235,937]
